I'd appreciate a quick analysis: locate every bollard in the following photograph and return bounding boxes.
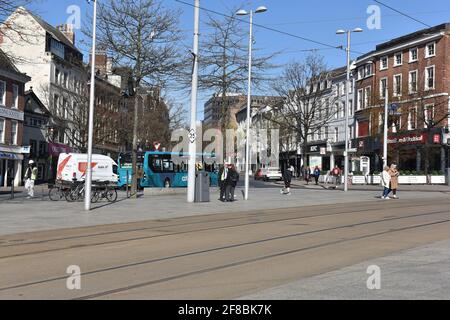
[10,181,14,199]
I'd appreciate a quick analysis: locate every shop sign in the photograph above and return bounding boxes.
[387,133,426,145]
[308,144,326,153]
[433,134,441,144]
[48,142,72,156]
[320,147,326,155]
[0,106,24,121]
[0,152,23,160]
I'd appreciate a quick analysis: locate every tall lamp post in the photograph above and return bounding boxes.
[84,0,98,211]
[187,0,200,203]
[336,27,362,192]
[236,6,267,201]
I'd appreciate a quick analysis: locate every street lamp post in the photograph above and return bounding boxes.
[336,27,362,192]
[187,0,200,203]
[236,6,267,201]
[84,0,98,211]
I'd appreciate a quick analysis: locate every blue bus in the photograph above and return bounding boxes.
[117,152,144,188]
[118,151,219,188]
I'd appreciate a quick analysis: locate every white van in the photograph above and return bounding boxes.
[57,153,118,183]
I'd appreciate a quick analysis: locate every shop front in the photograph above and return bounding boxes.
[305,142,329,171]
[0,146,26,187]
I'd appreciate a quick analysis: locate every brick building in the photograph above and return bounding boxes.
[354,23,450,173]
[0,49,30,187]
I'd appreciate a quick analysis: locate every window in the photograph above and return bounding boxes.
[425,66,435,90]
[378,113,383,134]
[58,128,65,144]
[349,100,353,116]
[0,118,4,143]
[358,67,364,80]
[53,94,59,116]
[12,84,19,109]
[30,139,37,155]
[409,48,418,62]
[409,70,418,93]
[380,78,387,99]
[393,74,402,96]
[63,72,68,88]
[407,108,417,130]
[0,81,5,105]
[334,127,339,142]
[340,83,345,96]
[365,64,373,77]
[340,102,345,118]
[380,56,388,70]
[10,120,17,145]
[357,89,363,110]
[39,141,46,155]
[394,52,403,66]
[62,98,68,119]
[424,104,435,128]
[425,42,436,58]
[334,103,339,119]
[55,68,60,84]
[364,86,371,108]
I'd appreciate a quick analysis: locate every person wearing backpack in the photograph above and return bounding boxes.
[225,164,239,202]
[313,166,321,185]
[218,163,228,202]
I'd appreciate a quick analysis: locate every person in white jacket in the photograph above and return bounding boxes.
[380,166,392,199]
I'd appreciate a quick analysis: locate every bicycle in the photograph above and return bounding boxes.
[65,179,86,202]
[48,181,70,201]
[91,181,118,203]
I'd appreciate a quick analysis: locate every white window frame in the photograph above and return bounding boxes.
[379,77,387,99]
[348,100,353,116]
[424,104,435,128]
[0,117,4,143]
[393,74,402,97]
[409,47,418,63]
[380,56,388,70]
[334,127,339,142]
[408,70,418,94]
[425,42,436,58]
[407,107,417,131]
[0,81,6,106]
[364,86,371,108]
[394,52,403,66]
[10,120,18,145]
[357,89,363,110]
[425,65,435,90]
[12,84,19,109]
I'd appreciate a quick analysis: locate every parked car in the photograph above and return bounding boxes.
[255,167,282,181]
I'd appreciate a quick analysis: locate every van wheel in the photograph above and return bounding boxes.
[164,179,170,188]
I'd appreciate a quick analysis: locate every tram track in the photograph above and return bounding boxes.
[1,206,449,294]
[0,200,446,260]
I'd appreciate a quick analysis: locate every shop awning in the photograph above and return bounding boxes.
[0,152,23,160]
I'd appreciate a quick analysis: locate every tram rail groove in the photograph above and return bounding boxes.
[1,208,449,293]
[0,200,446,260]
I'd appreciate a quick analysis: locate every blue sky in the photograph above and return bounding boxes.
[26,0,450,119]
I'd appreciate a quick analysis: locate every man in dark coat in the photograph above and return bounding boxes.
[281,166,294,195]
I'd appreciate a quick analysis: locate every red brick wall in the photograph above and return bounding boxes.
[0,74,25,146]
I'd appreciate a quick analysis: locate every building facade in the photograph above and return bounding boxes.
[354,23,450,174]
[0,50,30,187]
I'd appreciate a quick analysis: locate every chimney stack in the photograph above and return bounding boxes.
[56,24,75,45]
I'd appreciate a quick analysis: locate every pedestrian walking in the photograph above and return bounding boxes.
[332,165,341,187]
[313,166,320,185]
[24,160,38,199]
[281,165,294,195]
[304,166,311,185]
[218,163,228,202]
[380,165,392,199]
[225,164,239,202]
[389,164,399,199]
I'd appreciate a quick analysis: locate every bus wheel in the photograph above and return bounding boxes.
[164,179,170,188]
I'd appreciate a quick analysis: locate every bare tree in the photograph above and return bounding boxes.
[267,55,339,161]
[197,7,276,131]
[91,0,183,195]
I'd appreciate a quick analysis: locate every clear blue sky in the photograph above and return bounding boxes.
[27,0,450,120]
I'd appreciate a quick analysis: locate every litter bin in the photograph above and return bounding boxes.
[194,171,210,202]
